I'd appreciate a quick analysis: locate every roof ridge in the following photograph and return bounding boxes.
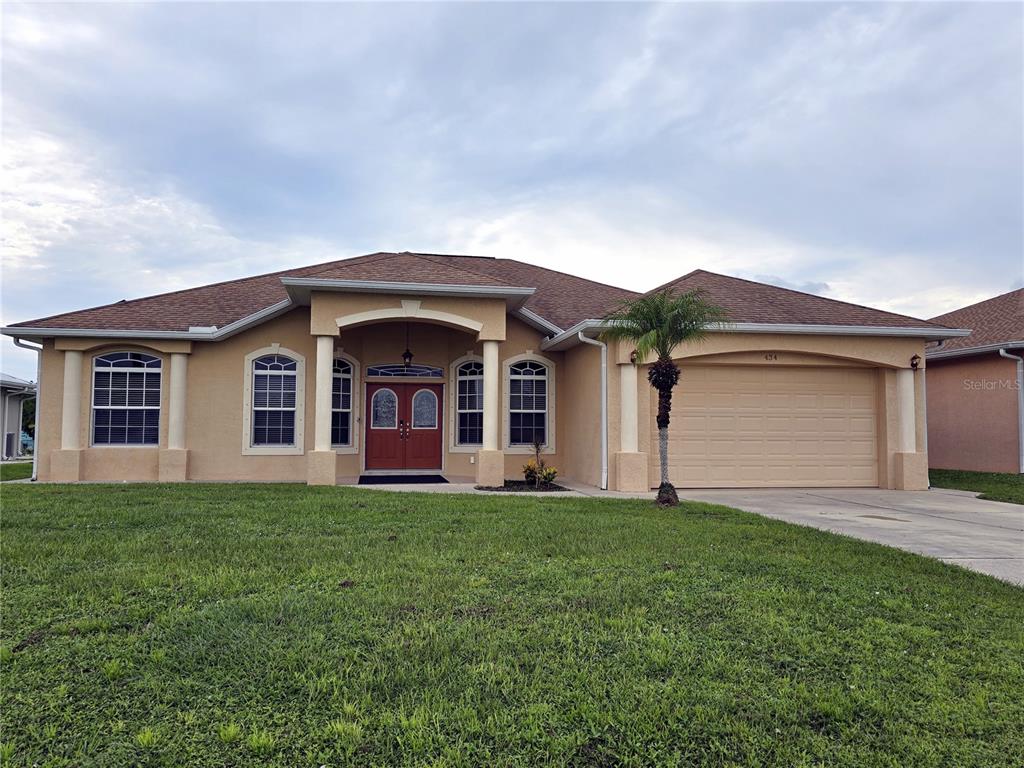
[405,252,515,286]
[660,268,953,329]
[930,286,1024,322]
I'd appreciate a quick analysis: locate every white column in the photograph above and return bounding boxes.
[314,335,334,452]
[482,340,499,451]
[61,350,83,450]
[619,363,638,453]
[896,368,916,453]
[167,353,188,450]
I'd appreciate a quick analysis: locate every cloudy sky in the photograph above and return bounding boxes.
[2,2,1021,380]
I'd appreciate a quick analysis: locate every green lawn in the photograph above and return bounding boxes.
[0,462,32,482]
[2,485,1021,767]
[930,468,1024,505]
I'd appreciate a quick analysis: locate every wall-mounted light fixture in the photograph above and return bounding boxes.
[910,354,921,370]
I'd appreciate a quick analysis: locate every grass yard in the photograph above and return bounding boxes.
[929,468,1024,505]
[0,462,32,483]
[2,485,1022,767]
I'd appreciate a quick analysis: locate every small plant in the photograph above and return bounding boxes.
[247,728,276,755]
[0,741,15,764]
[135,727,159,749]
[523,440,558,487]
[102,659,125,681]
[217,722,241,744]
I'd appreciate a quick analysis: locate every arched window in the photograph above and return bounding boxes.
[251,354,298,446]
[370,388,398,429]
[331,358,353,446]
[455,360,483,445]
[411,389,438,429]
[507,358,549,447]
[92,351,161,445]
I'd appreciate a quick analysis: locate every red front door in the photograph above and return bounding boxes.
[365,383,443,471]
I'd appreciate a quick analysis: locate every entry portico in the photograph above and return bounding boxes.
[303,287,518,487]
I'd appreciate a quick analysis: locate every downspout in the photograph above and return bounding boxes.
[12,337,42,481]
[998,348,1024,473]
[577,331,608,490]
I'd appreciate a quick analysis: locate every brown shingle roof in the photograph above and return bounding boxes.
[651,270,953,330]
[8,251,631,334]
[8,254,956,337]
[929,288,1024,352]
[410,254,639,330]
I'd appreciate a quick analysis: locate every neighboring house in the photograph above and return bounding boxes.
[0,252,967,490]
[926,288,1023,474]
[0,372,36,460]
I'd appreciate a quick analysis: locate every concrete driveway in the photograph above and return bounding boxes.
[678,488,1024,585]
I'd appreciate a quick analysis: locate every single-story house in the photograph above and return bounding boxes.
[1,252,968,490]
[926,288,1023,474]
[0,372,36,460]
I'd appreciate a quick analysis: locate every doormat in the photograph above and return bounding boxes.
[358,475,448,485]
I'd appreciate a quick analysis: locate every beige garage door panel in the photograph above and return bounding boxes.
[657,365,878,488]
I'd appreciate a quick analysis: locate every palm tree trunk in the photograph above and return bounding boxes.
[658,425,669,486]
[649,359,680,506]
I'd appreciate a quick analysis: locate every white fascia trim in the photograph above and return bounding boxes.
[926,340,1024,360]
[716,322,971,339]
[542,319,971,351]
[281,277,535,307]
[515,307,563,336]
[1,299,295,342]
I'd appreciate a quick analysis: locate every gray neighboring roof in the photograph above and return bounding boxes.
[0,373,36,391]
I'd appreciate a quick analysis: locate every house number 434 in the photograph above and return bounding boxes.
[763,353,780,361]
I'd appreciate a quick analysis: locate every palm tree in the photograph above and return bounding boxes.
[601,289,727,506]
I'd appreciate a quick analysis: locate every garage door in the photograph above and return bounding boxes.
[653,365,878,488]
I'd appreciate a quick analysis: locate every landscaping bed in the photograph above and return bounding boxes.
[2,483,1022,766]
[474,480,571,492]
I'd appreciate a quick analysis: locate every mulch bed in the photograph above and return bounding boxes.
[475,480,571,493]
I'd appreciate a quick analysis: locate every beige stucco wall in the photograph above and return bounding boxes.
[310,292,507,340]
[927,353,1020,473]
[560,343,603,487]
[31,309,935,490]
[623,332,926,370]
[33,308,563,483]
[36,340,171,481]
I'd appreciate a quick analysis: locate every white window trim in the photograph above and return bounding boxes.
[503,352,556,455]
[331,353,360,455]
[410,388,438,430]
[90,351,163,448]
[369,387,399,430]
[242,344,306,456]
[449,353,483,453]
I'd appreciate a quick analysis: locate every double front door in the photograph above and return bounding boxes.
[364,383,443,470]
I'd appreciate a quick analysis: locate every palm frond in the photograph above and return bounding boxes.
[600,288,728,360]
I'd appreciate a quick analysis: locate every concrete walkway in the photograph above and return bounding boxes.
[676,488,1024,585]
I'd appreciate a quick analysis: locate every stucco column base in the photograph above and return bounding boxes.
[475,450,505,487]
[50,449,82,482]
[158,449,189,482]
[893,451,928,491]
[613,452,650,493]
[307,451,337,486]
